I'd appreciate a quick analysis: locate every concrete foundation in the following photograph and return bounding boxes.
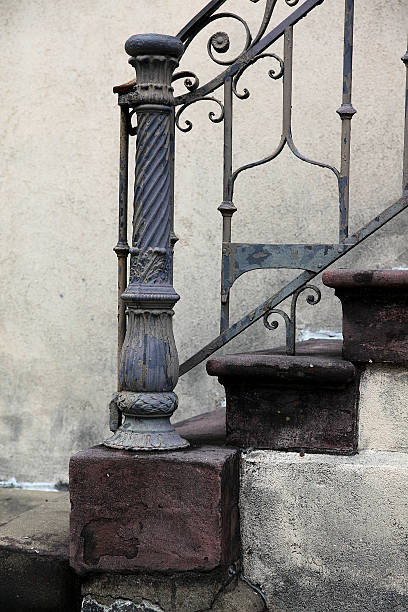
[358,364,408,452]
[240,450,408,612]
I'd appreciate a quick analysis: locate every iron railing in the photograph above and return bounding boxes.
[105,0,408,450]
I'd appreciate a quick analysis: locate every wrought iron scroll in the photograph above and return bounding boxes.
[263,285,321,355]
[175,96,224,132]
[174,0,326,106]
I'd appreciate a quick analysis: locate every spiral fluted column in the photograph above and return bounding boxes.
[105,34,188,450]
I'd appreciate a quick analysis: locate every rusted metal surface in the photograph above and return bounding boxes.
[337,0,356,241]
[323,269,408,364]
[207,339,359,453]
[221,243,348,296]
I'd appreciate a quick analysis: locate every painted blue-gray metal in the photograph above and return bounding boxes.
[107,35,190,451]
[222,243,348,298]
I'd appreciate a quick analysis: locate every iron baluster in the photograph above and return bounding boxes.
[230,25,338,199]
[114,106,130,387]
[402,41,408,194]
[337,0,357,242]
[219,77,236,332]
[169,106,178,285]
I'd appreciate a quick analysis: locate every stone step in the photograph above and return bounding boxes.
[0,489,80,612]
[207,339,360,454]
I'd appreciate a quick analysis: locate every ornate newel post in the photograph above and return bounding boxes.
[104,34,189,451]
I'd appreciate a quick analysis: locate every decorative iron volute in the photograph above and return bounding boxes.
[124,34,184,106]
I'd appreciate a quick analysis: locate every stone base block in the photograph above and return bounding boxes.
[241,449,408,612]
[70,445,239,575]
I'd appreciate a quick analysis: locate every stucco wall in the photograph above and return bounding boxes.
[0,0,407,482]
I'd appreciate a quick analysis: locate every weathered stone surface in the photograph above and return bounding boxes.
[82,567,228,611]
[0,489,80,611]
[241,449,408,611]
[82,595,164,611]
[210,577,266,611]
[358,364,408,452]
[207,340,359,453]
[174,407,226,445]
[81,571,265,612]
[323,269,408,363]
[70,444,240,574]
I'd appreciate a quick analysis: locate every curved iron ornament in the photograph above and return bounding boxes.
[172,70,200,92]
[263,284,321,355]
[175,96,224,132]
[175,0,323,107]
[205,13,252,65]
[232,52,284,99]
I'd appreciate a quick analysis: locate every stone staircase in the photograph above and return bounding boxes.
[1,270,407,611]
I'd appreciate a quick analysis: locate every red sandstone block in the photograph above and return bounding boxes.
[323,269,408,363]
[69,445,239,575]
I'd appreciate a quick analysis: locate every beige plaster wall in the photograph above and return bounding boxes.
[0,0,407,482]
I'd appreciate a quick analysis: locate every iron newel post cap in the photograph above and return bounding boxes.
[125,33,184,59]
[123,34,184,107]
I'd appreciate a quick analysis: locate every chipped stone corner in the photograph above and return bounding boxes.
[80,569,266,612]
